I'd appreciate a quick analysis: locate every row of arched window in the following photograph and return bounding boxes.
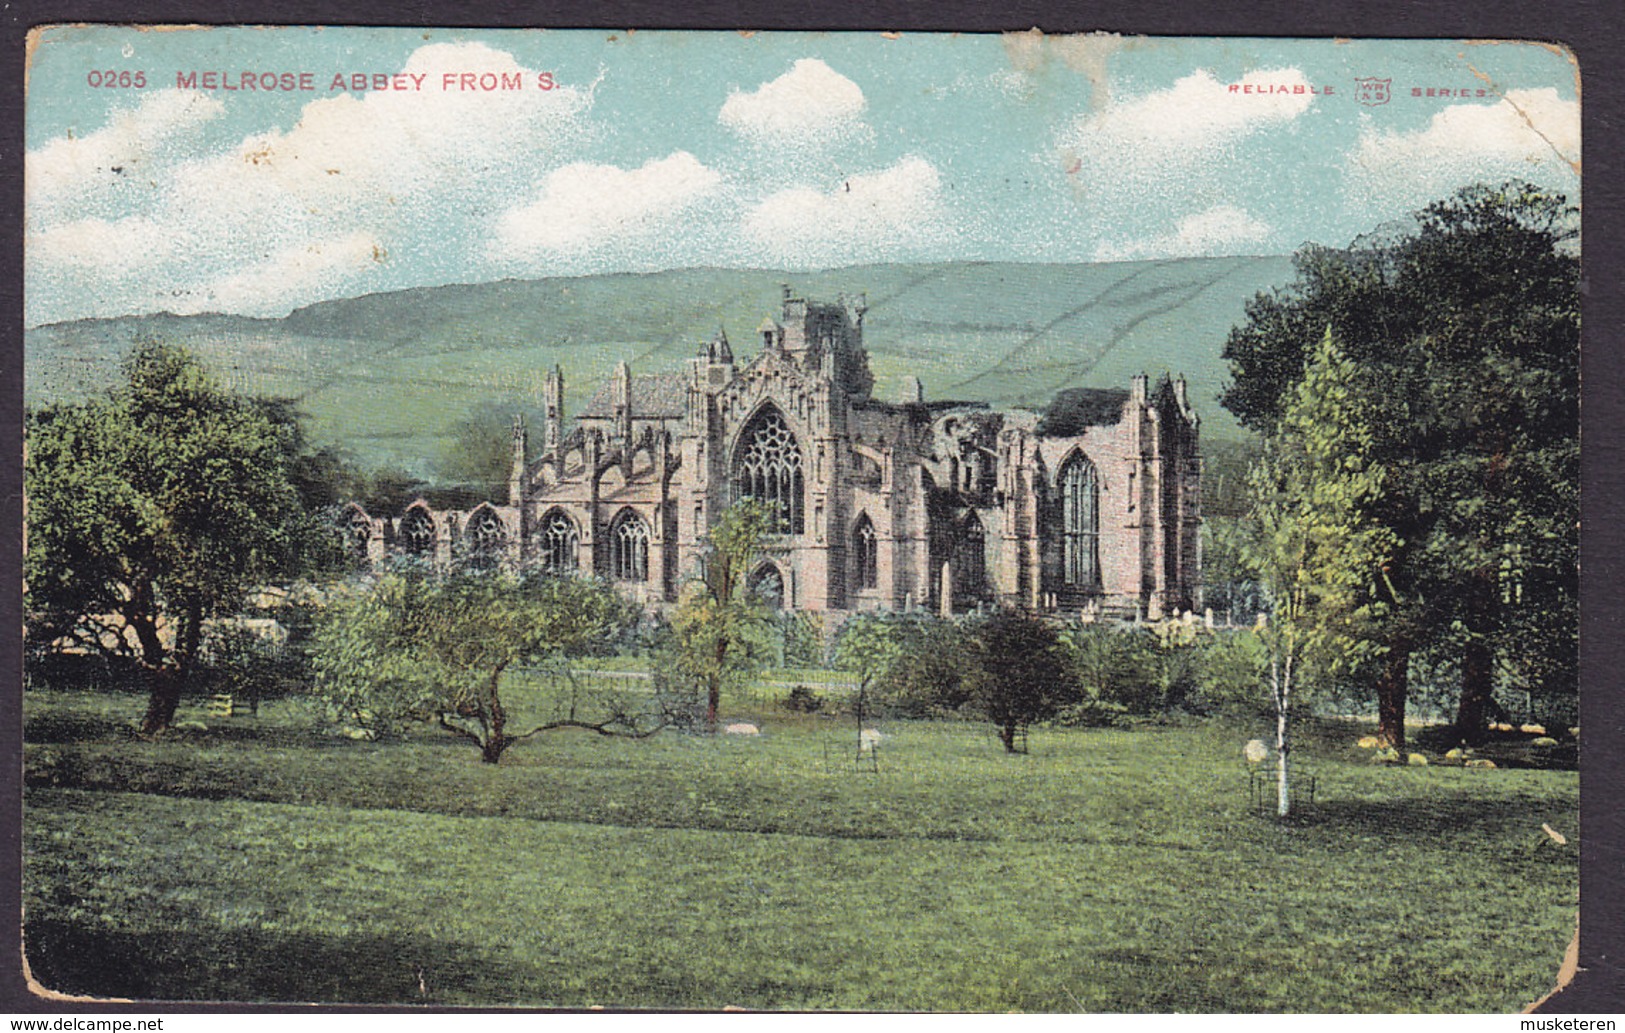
[353,408,813,562]
[375,505,652,582]
[391,506,510,562]
[360,483,1095,598]
[539,508,651,581]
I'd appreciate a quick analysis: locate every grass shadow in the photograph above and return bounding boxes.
[24,918,539,1005]
[21,710,136,745]
[22,715,390,754]
[1277,792,1576,848]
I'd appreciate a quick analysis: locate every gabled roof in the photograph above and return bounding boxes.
[579,371,690,420]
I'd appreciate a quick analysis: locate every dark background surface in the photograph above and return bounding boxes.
[1,0,1618,1015]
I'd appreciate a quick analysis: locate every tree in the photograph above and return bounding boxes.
[833,611,984,719]
[1399,187,1578,742]
[971,608,1074,753]
[1245,330,1401,816]
[831,611,908,725]
[437,402,543,503]
[1201,437,1268,625]
[286,443,371,514]
[664,500,777,729]
[25,341,322,733]
[311,565,648,763]
[1221,182,1578,746]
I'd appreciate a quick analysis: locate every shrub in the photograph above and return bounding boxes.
[1190,628,1271,715]
[196,623,295,705]
[1045,698,1131,728]
[1058,622,1272,719]
[23,649,141,694]
[1058,624,1159,714]
[784,684,825,714]
[971,608,1076,751]
[781,613,826,667]
[834,611,983,719]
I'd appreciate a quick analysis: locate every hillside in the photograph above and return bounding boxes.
[24,258,1295,476]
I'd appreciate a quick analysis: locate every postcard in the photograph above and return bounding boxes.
[20,26,1582,1011]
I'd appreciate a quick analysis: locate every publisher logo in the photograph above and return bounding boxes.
[1355,77,1391,106]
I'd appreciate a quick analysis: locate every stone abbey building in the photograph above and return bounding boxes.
[345,287,1201,618]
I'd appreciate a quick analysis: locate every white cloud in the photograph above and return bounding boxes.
[190,231,386,317]
[25,41,593,324]
[1062,68,1315,174]
[1346,88,1580,209]
[719,58,867,144]
[493,152,722,258]
[26,89,225,220]
[742,156,949,265]
[28,214,184,275]
[1094,205,1272,261]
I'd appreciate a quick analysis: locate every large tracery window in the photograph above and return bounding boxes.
[1060,453,1100,588]
[733,406,805,535]
[853,514,878,590]
[610,509,650,582]
[540,509,579,573]
[400,506,435,556]
[954,514,986,601]
[466,507,507,568]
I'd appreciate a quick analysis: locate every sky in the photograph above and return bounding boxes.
[23,27,1581,327]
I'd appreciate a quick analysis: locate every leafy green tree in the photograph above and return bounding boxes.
[831,611,909,723]
[1056,623,1154,719]
[1200,437,1267,624]
[286,443,371,514]
[834,611,984,719]
[1245,330,1401,815]
[972,608,1075,753]
[1221,183,1578,745]
[361,467,433,516]
[665,500,776,729]
[1399,188,1578,741]
[25,341,321,733]
[311,566,645,763]
[436,402,542,503]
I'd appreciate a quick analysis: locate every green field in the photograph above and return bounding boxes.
[23,687,1577,1011]
[24,258,1296,476]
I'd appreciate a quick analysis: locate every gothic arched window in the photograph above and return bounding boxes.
[1060,453,1100,588]
[610,509,650,582]
[466,507,507,569]
[854,514,878,590]
[400,506,435,556]
[733,406,805,535]
[955,514,986,600]
[341,506,371,559]
[749,562,785,611]
[540,509,579,574]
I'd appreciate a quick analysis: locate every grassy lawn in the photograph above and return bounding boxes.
[23,689,1577,1011]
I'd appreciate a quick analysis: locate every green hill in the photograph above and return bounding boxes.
[25,258,1295,476]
